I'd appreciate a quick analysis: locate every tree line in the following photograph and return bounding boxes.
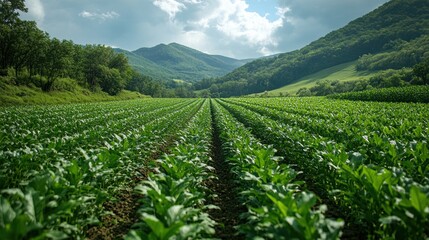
[0,0,176,97]
[296,62,429,97]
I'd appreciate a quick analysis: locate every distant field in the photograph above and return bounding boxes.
[256,61,378,96]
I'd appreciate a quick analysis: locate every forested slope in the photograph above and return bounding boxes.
[209,0,429,97]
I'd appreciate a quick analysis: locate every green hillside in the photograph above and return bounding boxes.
[166,43,249,69]
[0,77,148,106]
[208,0,429,97]
[257,61,378,96]
[114,48,176,81]
[125,43,249,82]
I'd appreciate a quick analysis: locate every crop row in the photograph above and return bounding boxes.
[0,99,202,239]
[229,97,428,136]
[233,97,428,125]
[0,99,194,188]
[211,100,343,239]
[0,99,190,153]
[218,98,429,239]
[329,85,429,103]
[125,99,217,239]
[222,98,429,183]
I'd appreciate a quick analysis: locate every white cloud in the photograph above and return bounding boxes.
[152,0,186,19]
[259,46,273,56]
[156,0,289,56]
[178,30,208,51]
[79,10,119,21]
[185,0,202,3]
[213,2,287,47]
[152,0,203,19]
[25,0,45,23]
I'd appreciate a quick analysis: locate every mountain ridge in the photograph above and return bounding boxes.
[116,42,251,82]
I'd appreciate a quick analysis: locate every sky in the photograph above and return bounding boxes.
[22,0,389,59]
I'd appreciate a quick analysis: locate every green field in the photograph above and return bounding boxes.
[1,97,428,239]
[256,61,378,96]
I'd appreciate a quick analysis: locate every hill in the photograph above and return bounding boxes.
[208,0,429,97]
[114,48,177,82]
[117,43,250,82]
[256,61,378,96]
[0,76,148,106]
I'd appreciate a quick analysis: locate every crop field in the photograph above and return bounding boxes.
[1,97,428,239]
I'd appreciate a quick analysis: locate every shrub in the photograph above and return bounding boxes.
[329,85,429,103]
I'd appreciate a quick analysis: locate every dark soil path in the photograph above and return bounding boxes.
[207,102,245,240]
[86,139,175,240]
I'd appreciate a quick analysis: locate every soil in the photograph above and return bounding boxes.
[85,137,176,240]
[207,103,245,240]
[86,190,140,240]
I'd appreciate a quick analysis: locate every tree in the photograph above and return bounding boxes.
[42,39,73,91]
[200,89,210,98]
[27,30,49,79]
[109,53,128,72]
[310,80,335,96]
[413,58,429,85]
[108,52,131,89]
[98,65,124,95]
[0,23,13,72]
[0,0,27,25]
[126,71,146,93]
[209,84,219,96]
[83,45,112,90]
[297,88,312,97]
[66,44,85,83]
[0,0,27,72]
[81,45,130,94]
[9,21,48,79]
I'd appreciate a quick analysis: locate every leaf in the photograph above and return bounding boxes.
[142,213,166,238]
[350,152,364,168]
[5,214,40,239]
[362,167,391,192]
[267,193,288,217]
[45,230,69,240]
[124,230,142,240]
[1,188,25,198]
[0,197,16,226]
[285,216,304,237]
[166,205,184,225]
[379,215,402,224]
[67,160,81,185]
[164,222,186,239]
[178,224,200,239]
[24,191,37,222]
[298,192,317,211]
[409,186,429,215]
[77,147,90,161]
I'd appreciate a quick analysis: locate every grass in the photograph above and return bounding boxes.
[256,61,379,96]
[173,79,192,86]
[0,77,149,106]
